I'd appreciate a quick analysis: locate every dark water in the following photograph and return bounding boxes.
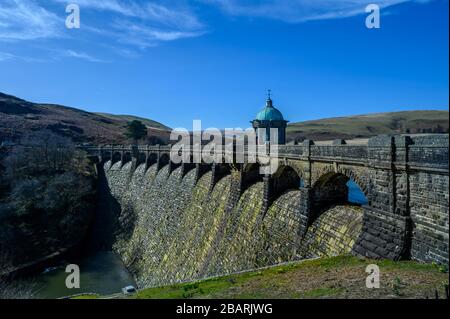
[31,251,135,299]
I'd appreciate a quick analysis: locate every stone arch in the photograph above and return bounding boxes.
[206,163,231,196]
[120,151,132,168]
[136,152,146,167]
[111,151,122,167]
[146,152,158,171]
[241,162,263,194]
[283,161,306,183]
[181,162,196,178]
[312,165,368,197]
[337,167,368,198]
[311,168,369,223]
[243,162,258,173]
[211,163,231,187]
[195,163,212,184]
[271,164,304,200]
[99,151,111,164]
[158,153,170,170]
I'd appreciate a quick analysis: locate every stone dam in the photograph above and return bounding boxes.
[84,134,449,288]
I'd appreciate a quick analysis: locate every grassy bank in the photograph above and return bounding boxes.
[76,256,448,299]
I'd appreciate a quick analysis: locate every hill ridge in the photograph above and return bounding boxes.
[1,92,447,144]
[0,92,171,144]
[287,109,448,142]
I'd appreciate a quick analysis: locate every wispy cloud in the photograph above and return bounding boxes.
[0,50,47,63]
[0,0,62,41]
[111,19,206,49]
[202,0,429,23]
[0,51,15,61]
[51,0,206,48]
[53,0,203,30]
[63,50,106,62]
[0,0,206,58]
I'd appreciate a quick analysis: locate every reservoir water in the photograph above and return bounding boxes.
[31,251,135,299]
[26,165,137,299]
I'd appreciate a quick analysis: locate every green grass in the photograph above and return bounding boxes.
[134,277,238,299]
[301,287,345,298]
[70,256,448,300]
[126,256,448,299]
[71,294,100,299]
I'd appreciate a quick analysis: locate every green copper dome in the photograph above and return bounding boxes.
[255,98,284,121]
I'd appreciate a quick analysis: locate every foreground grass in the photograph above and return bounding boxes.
[77,256,449,299]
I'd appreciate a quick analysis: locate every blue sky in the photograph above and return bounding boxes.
[0,0,448,129]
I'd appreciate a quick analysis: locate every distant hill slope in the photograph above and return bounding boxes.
[287,110,449,142]
[2,92,447,145]
[94,113,170,131]
[0,92,171,144]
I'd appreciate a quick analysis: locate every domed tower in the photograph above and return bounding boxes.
[251,91,288,145]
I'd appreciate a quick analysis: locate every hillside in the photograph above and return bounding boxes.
[94,113,170,131]
[287,110,449,142]
[0,92,171,145]
[1,93,447,145]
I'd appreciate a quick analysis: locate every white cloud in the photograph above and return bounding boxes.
[63,50,106,62]
[55,0,207,49]
[0,0,206,49]
[111,19,206,49]
[0,50,47,62]
[0,51,15,61]
[53,0,203,30]
[202,0,429,23]
[0,0,62,41]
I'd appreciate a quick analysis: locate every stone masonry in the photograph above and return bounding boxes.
[81,134,449,286]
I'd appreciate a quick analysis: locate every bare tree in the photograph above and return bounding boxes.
[0,130,95,299]
[3,130,91,182]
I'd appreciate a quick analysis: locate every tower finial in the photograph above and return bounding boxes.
[266,89,273,108]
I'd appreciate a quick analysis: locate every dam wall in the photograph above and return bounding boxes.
[102,162,362,287]
[83,134,449,287]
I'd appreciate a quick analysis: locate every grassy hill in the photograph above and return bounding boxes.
[0,92,171,145]
[287,110,449,142]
